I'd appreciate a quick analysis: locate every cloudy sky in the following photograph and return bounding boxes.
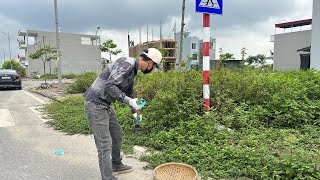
[0,0,314,61]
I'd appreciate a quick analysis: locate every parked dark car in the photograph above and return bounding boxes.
[0,69,22,90]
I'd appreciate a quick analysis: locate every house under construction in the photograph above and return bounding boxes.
[129,39,177,71]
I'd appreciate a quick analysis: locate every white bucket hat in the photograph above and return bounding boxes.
[143,48,162,64]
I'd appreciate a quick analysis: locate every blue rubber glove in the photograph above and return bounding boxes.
[133,113,142,123]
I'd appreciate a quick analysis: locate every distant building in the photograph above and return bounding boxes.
[271,19,312,70]
[18,30,101,76]
[129,39,177,71]
[175,31,216,70]
[211,60,243,70]
[311,0,320,69]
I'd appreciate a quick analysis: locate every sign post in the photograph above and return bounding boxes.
[196,0,223,112]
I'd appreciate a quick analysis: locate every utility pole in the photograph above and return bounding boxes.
[178,0,186,70]
[139,26,142,54]
[147,25,149,42]
[54,0,62,91]
[95,27,100,45]
[2,49,5,62]
[160,21,163,40]
[174,20,177,41]
[152,28,154,41]
[127,29,130,57]
[160,21,163,49]
[139,26,142,45]
[1,49,5,67]
[1,32,12,69]
[8,32,12,69]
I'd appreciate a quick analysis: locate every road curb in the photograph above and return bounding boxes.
[26,88,62,102]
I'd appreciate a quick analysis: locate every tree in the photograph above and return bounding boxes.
[245,54,266,66]
[1,60,26,78]
[218,48,224,59]
[99,39,122,62]
[220,53,235,61]
[241,47,248,60]
[2,60,20,70]
[29,46,57,84]
[246,55,256,65]
[256,54,267,65]
[218,49,235,70]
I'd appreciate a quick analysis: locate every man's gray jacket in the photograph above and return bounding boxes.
[83,57,138,112]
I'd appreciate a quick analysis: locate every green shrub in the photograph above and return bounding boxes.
[44,69,320,179]
[136,71,203,131]
[66,72,96,94]
[40,73,79,80]
[31,71,40,79]
[1,60,26,78]
[210,69,320,128]
[16,66,26,78]
[62,74,78,79]
[40,74,57,79]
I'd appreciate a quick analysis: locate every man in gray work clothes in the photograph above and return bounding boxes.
[83,48,162,180]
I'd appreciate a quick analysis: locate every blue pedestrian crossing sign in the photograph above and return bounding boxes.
[196,0,223,15]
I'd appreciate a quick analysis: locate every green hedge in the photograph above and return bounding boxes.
[44,69,320,179]
[66,72,97,94]
[40,73,79,80]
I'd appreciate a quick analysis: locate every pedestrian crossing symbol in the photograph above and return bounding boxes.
[199,0,220,9]
[196,0,223,15]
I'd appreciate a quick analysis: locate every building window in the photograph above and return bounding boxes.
[192,53,198,60]
[81,37,92,45]
[192,43,196,49]
[168,49,175,57]
[27,37,36,45]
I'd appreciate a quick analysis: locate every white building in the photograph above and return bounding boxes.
[311,0,320,69]
[18,30,101,76]
[271,0,320,70]
[175,31,216,69]
[271,19,312,70]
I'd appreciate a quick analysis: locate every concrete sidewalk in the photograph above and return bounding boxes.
[21,80,154,179]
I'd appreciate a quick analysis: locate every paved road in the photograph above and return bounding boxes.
[0,80,153,180]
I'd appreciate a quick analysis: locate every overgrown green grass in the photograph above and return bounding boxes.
[39,73,79,80]
[66,72,97,94]
[44,69,320,179]
[44,96,91,135]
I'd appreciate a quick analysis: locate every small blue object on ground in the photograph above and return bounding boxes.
[55,150,64,155]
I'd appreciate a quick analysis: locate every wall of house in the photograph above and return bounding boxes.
[273,30,312,70]
[311,0,320,70]
[209,60,242,70]
[26,30,101,76]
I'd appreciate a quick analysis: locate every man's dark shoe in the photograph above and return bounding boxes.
[112,163,133,175]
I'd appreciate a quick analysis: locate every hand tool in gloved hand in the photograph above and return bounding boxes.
[132,82,150,133]
[128,98,144,110]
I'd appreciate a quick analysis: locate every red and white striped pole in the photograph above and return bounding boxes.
[203,13,210,112]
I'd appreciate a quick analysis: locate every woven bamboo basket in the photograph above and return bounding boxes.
[153,163,198,180]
